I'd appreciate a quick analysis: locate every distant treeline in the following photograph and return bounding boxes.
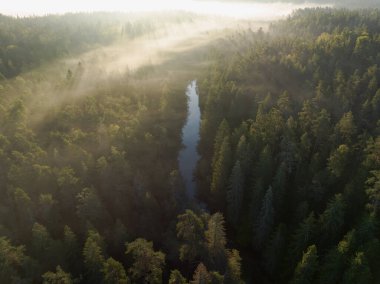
[196,0,380,8]
[0,12,200,79]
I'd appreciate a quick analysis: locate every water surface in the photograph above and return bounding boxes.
[179,80,201,199]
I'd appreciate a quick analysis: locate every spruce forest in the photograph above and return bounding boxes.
[0,1,380,283]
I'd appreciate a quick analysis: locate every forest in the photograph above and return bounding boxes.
[202,0,380,9]
[0,5,380,284]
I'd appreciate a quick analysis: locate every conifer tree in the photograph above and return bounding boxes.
[191,263,211,284]
[227,161,244,227]
[125,238,165,284]
[292,245,318,284]
[83,230,105,283]
[205,213,227,270]
[342,252,372,284]
[254,187,274,249]
[169,270,188,284]
[176,210,205,263]
[102,257,129,284]
[211,136,232,208]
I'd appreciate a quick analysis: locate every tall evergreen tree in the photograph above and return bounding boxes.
[342,252,372,284]
[176,210,205,263]
[83,230,105,283]
[191,263,211,284]
[254,187,274,249]
[205,213,227,270]
[211,136,232,209]
[263,224,287,276]
[227,161,244,227]
[42,266,73,284]
[169,270,188,284]
[125,238,165,284]
[320,194,346,247]
[102,257,129,284]
[292,245,319,284]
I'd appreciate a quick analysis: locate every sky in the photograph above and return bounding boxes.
[1,0,327,19]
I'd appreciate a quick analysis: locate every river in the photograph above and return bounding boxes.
[179,80,201,200]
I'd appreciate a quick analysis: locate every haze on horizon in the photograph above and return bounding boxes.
[1,0,329,19]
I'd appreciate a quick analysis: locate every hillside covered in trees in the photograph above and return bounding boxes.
[199,0,380,9]
[0,6,379,284]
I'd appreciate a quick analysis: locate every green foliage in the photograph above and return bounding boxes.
[254,187,274,249]
[0,237,26,283]
[205,213,227,270]
[1,6,380,284]
[83,230,105,282]
[328,144,350,177]
[102,257,129,284]
[342,252,372,284]
[210,136,232,208]
[191,263,211,284]
[176,210,205,263]
[227,160,244,226]
[169,270,188,284]
[125,238,165,284]
[319,194,346,245]
[224,249,243,284]
[292,245,319,284]
[42,266,73,284]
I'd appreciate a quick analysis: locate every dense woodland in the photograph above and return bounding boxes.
[197,7,380,283]
[204,0,380,9]
[0,7,379,284]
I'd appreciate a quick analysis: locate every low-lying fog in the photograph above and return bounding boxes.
[3,0,329,20]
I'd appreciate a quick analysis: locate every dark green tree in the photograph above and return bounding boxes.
[292,245,318,284]
[227,161,244,227]
[176,210,205,263]
[125,238,165,284]
[42,266,73,284]
[254,187,274,249]
[169,270,188,284]
[102,257,129,284]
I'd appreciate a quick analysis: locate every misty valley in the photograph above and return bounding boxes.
[1,1,380,284]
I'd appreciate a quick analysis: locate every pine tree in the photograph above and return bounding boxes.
[31,223,56,271]
[176,210,205,263]
[125,238,165,284]
[42,266,72,284]
[318,230,356,284]
[169,270,188,284]
[342,252,372,284]
[0,237,26,283]
[235,135,250,176]
[320,194,346,246]
[328,144,350,177]
[224,249,243,284]
[254,187,274,249]
[83,230,105,283]
[212,120,230,170]
[205,213,227,270]
[62,226,80,274]
[366,170,380,215]
[210,136,232,209]
[191,263,211,284]
[102,257,129,284]
[334,111,356,144]
[227,161,244,227]
[263,224,287,276]
[292,245,318,284]
[289,213,317,273]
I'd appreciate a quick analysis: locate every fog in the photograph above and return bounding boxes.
[2,0,328,20]
[1,0,331,127]
[18,15,238,126]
